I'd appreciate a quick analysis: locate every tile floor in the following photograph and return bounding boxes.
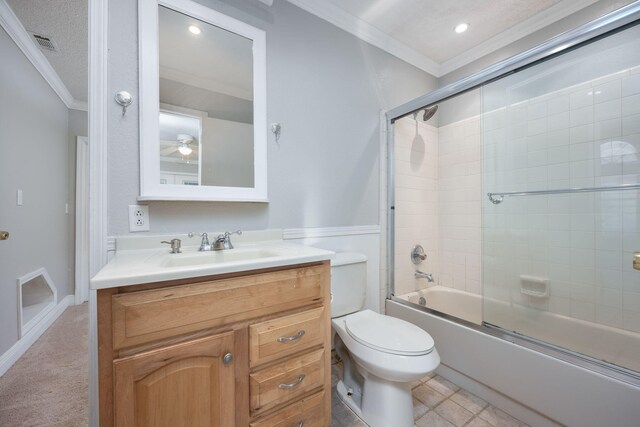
[331,362,529,427]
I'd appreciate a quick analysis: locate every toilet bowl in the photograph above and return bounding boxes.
[330,253,440,427]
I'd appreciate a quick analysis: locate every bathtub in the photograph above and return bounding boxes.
[399,286,640,372]
[388,285,640,427]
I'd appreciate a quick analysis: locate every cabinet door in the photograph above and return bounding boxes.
[113,332,236,427]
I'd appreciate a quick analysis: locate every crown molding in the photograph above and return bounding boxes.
[438,0,601,76]
[0,0,85,110]
[69,99,89,112]
[285,0,441,77]
[287,0,600,78]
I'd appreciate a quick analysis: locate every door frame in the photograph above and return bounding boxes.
[88,0,109,423]
[75,136,89,305]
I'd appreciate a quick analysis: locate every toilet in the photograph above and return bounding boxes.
[331,253,440,427]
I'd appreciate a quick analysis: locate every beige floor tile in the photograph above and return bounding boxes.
[412,372,436,389]
[434,399,474,427]
[413,383,447,408]
[466,417,494,427]
[449,389,488,414]
[415,411,456,427]
[426,375,460,397]
[478,405,521,427]
[413,398,429,420]
[332,395,360,427]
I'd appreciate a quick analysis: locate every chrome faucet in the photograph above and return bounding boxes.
[213,230,242,251]
[415,270,434,282]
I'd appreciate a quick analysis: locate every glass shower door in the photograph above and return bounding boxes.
[481,23,640,373]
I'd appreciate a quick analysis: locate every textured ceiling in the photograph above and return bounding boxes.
[2,0,623,104]
[321,0,565,64]
[7,0,88,103]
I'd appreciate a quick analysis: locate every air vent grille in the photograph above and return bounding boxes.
[29,33,59,53]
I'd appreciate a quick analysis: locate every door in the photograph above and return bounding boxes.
[75,136,89,304]
[113,332,236,427]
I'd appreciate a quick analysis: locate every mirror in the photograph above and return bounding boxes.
[139,0,267,201]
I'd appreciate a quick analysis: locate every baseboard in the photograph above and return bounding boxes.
[436,364,561,427]
[0,294,74,377]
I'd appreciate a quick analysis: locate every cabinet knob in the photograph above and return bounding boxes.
[223,353,233,365]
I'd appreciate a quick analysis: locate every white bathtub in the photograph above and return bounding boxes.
[399,286,640,372]
[390,286,640,427]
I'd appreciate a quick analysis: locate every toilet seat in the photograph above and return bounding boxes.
[345,310,434,356]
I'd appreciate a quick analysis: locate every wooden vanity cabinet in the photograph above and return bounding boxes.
[98,261,331,427]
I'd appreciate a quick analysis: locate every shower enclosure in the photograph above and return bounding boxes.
[385,1,640,386]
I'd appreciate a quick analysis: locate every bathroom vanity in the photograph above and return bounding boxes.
[92,234,333,426]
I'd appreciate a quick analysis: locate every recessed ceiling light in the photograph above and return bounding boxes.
[188,25,201,35]
[455,23,469,34]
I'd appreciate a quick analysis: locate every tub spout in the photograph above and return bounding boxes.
[415,270,434,282]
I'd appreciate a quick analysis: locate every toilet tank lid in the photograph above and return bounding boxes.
[330,252,367,267]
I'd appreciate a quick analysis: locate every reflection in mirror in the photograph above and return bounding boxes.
[159,111,201,185]
[158,6,255,188]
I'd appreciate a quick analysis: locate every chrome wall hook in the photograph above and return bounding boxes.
[115,91,133,116]
[271,123,281,143]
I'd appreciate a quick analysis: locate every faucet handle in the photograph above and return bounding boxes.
[198,233,211,251]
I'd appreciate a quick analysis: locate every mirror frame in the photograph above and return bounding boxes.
[138,0,267,202]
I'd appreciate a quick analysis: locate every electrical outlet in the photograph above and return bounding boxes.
[128,205,150,232]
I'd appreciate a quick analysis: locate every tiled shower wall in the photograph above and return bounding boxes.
[393,114,483,297]
[438,118,482,294]
[393,118,439,296]
[482,66,640,333]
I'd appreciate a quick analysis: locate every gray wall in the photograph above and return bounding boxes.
[107,0,437,235]
[201,117,254,187]
[0,28,72,354]
[439,0,636,86]
[67,109,88,293]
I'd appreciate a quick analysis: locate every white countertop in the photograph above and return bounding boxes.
[91,232,334,289]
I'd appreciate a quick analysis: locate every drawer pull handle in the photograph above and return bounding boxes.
[278,374,305,389]
[276,330,305,343]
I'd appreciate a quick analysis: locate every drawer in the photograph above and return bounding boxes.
[111,264,327,349]
[250,307,325,367]
[250,391,325,427]
[250,349,325,415]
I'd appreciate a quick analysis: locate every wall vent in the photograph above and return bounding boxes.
[28,32,59,53]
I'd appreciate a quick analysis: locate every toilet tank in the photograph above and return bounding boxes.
[330,252,367,318]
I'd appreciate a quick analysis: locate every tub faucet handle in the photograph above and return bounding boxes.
[411,245,427,264]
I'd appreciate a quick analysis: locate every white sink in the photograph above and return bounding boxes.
[90,232,334,290]
[160,248,285,268]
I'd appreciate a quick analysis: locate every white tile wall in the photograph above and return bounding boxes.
[438,117,482,295]
[483,66,640,334]
[393,118,439,296]
[392,114,483,297]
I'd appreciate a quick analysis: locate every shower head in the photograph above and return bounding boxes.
[422,105,438,122]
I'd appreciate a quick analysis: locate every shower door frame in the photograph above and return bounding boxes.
[385,2,640,385]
